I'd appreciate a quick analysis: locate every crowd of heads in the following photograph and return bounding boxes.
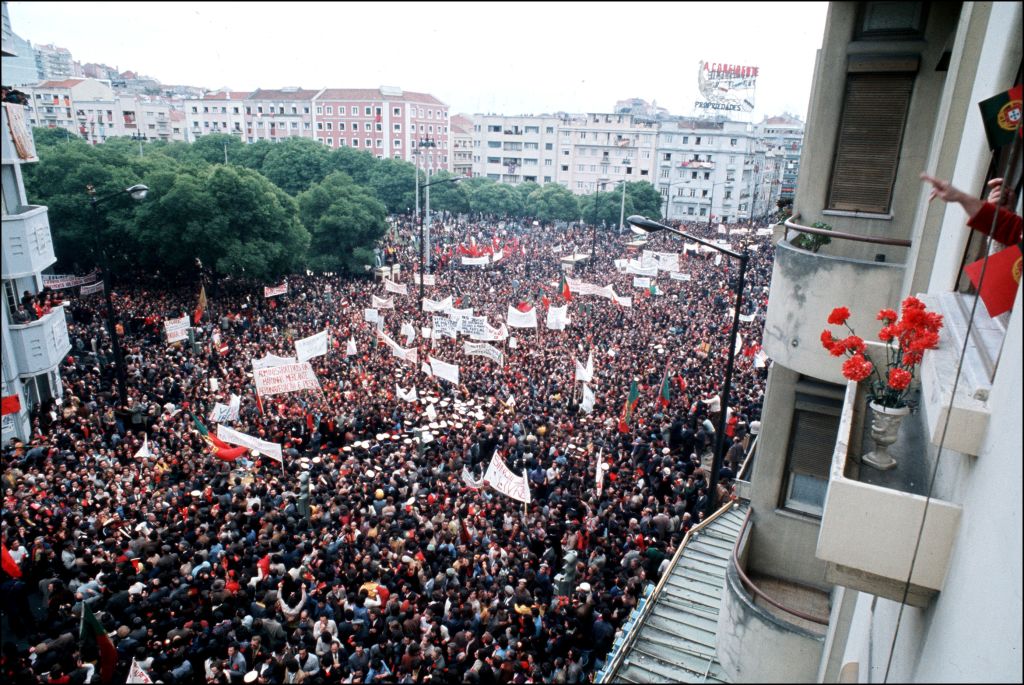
[2,211,774,683]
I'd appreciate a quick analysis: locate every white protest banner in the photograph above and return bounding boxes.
[371,294,394,309]
[396,384,418,403]
[461,316,489,339]
[491,250,504,262]
[462,255,489,266]
[363,308,379,323]
[401,321,417,345]
[42,270,99,290]
[715,253,723,266]
[756,227,774,236]
[684,242,701,252]
[253,361,321,397]
[421,361,433,377]
[217,425,282,462]
[462,465,484,489]
[626,263,659,277]
[449,306,474,320]
[384,279,408,295]
[423,296,453,313]
[480,322,509,342]
[252,353,297,370]
[613,295,633,308]
[640,253,659,270]
[506,305,537,329]
[346,337,358,356]
[717,224,727,234]
[392,344,418,365]
[80,280,105,296]
[377,327,400,351]
[421,326,432,339]
[754,349,770,369]
[669,272,692,282]
[644,250,680,272]
[209,378,220,392]
[127,657,154,684]
[552,245,564,254]
[425,402,438,421]
[483,453,532,503]
[581,384,596,414]
[509,337,518,349]
[208,401,234,424]
[546,305,570,331]
[739,308,758,323]
[432,316,459,339]
[613,258,628,272]
[735,332,743,355]
[264,282,288,298]
[412,273,437,286]
[633,276,652,289]
[463,341,504,366]
[164,315,190,344]
[428,356,460,385]
[294,329,329,362]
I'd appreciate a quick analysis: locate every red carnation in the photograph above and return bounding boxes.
[841,354,873,382]
[840,335,866,355]
[887,368,912,391]
[877,308,898,323]
[820,329,837,352]
[827,306,851,326]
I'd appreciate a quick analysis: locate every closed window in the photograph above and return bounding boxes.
[783,380,844,516]
[827,57,917,213]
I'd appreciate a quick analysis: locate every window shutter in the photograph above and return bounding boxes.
[827,72,915,213]
[788,410,840,478]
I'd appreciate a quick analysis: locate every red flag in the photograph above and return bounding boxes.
[963,243,1022,317]
[80,603,117,683]
[257,554,271,578]
[560,274,572,302]
[1,543,22,578]
[1,394,20,416]
[212,444,248,462]
[676,374,687,394]
[193,285,207,325]
[516,301,532,313]
[541,295,551,309]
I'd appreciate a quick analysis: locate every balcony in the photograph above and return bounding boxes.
[2,205,57,279]
[816,381,961,607]
[718,508,830,682]
[7,304,72,376]
[2,104,38,163]
[763,218,908,383]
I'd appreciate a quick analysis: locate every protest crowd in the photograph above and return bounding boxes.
[2,212,775,684]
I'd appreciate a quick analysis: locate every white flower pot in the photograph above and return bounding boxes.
[863,401,910,471]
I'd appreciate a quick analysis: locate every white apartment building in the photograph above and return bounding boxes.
[243,88,320,143]
[470,114,561,185]
[556,112,659,194]
[184,90,250,141]
[655,117,763,223]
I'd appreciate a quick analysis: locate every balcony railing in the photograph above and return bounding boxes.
[816,380,961,607]
[7,304,72,376]
[2,205,56,279]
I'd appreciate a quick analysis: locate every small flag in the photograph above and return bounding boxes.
[618,380,640,433]
[657,369,671,408]
[978,84,1022,150]
[127,658,154,684]
[346,337,358,356]
[560,274,572,301]
[80,603,118,683]
[193,285,207,324]
[963,243,1022,317]
[134,435,151,459]
[1,543,22,578]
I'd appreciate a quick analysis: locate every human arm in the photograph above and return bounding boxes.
[921,174,1022,245]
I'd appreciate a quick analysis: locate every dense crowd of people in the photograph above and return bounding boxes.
[2,212,775,684]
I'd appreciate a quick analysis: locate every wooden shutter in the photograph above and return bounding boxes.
[827,72,915,213]
[787,409,841,478]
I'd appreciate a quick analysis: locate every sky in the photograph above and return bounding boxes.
[8,1,829,121]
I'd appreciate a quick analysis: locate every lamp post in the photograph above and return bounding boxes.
[417,176,463,306]
[627,214,749,520]
[87,183,150,405]
[707,180,730,228]
[131,132,147,158]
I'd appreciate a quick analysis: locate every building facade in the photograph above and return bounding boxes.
[449,114,474,178]
[243,87,320,144]
[470,114,561,185]
[555,112,659,194]
[754,114,805,205]
[184,90,250,141]
[1,31,39,85]
[32,42,81,81]
[1,3,70,445]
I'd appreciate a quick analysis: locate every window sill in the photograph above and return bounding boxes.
[822,209,894,221]
[918,292,996,457]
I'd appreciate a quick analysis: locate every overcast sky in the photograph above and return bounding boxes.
[9,1,829,121]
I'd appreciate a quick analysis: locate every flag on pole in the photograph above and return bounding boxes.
[560,273,572,301]
[80,603,118,684]
[657,368,672,408]
[133,435,151,459]
[618,380,640,433]
[193,285,207,324]
[978,84,1022,150]
[963,243,1023,317]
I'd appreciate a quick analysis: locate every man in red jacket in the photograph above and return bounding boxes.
[921,174,1022,246]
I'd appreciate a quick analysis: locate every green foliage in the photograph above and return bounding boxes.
[31,126,84,148]
[256,138,334,195]
[327,146,377,186]
[624,181,663,220]
[527,184,580,224]
[469,181,523,217]
[792,221,833,253]
[187,133,247,166]
[366,157,417,213]
[297,172,388,274]
[425,171,471,215]
[514,181,540,213]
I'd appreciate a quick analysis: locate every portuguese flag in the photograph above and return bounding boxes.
[978,84,1022,150]
[618,380,640,433]
[80,603,117,683]
[657,369,672,408]
[192,414,243,460]
[560,274,572,301]
[193,285,207,325]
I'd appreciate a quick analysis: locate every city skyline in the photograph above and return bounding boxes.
[8,1,829,120]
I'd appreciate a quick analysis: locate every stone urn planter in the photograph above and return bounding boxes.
[862,401,910,470]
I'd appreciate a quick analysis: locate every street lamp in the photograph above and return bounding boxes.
[131,132,147,158]
[707,180,731,228]
[417,176,464,306]
[627,214,749,520]
[87,183,150,405]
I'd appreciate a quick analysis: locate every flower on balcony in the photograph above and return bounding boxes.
[822,297,944,408]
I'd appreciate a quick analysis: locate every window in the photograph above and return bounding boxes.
[695,136,701,145]
[351,106,359,115]
[376,139,383,148]
[663,153,672,161]
[487,141,501,148]
[376,107,382,116]
[827,61,916,213]
[781,379,844,516]
[317,123,324,130]
[326,106,332,114]
[561,165,569,172]
[704,172,711,180]
[394,123,401,132]
[365,138,372,147]
[525,126,539,134]
[352,139,359,147]
[856,1,927,39]
[394,139,402,148]
[546,126,554,134]
[191,106,198,113]
[365,106,372,115]
[487,157,501,164]
[376,123,382,131]
[365,123,372,131]
[682,136,689,144]
[660,168,670,178]
[233,107,239,114]
[326,138,332,146]
[730,138,738,146]
[691,172,698,180]
[339,123,346,131]
[545,143,553,150]
[394,107,401,116]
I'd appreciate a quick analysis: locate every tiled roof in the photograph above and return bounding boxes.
[316,88,446,107]
[203,91,251,101]
[35,78,85,89]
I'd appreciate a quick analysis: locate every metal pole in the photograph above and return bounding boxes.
[706,251,749,518]
[619,180,626,233]
[425,178,432,274]
[708,183,714,228]
[590,182,600,271]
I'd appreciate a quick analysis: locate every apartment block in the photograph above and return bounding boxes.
[471,114,561,185]
[449,114,473,178]
[243,88,320,143]
[185,90,250,141]
[555,113,659,194]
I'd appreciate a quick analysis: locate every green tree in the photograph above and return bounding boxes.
[423,171,470,215]
[527,183,580,224]
[514,181,540,215]
[31,126,84,149]
[187,133,247,166]
[298,172,388,274]
[366,157,416,213]
[327,146,378,186]
[469,181,523,217]
[257,138,334,195]
[623,181,663,220]
[232,139,275,174]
